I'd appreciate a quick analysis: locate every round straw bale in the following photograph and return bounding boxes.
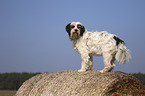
[16,70,145,96]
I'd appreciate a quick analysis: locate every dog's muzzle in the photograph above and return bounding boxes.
[71,30,80,40]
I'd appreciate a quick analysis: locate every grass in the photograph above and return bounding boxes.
[0,90,16,96]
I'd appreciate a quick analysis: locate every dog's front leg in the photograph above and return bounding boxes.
[78,54,93,72]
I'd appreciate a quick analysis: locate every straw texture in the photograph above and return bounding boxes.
[16,70,145,96]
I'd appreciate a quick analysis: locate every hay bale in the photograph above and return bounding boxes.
[16,70,145,96]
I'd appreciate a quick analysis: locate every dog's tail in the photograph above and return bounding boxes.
[114,37,131,64]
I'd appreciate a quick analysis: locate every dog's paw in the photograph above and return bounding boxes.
[100,66,114,73]
[99,70,104,73]
[78,69,86,72]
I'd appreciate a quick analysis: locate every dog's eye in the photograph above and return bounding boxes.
[77,26,81,29]
[77,24,82,29]
[71,26,75,28]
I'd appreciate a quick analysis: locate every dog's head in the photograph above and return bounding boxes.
[65,22,86,40]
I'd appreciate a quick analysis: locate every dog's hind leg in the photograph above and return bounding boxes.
[89,55,93,70]
[100,53,115,73]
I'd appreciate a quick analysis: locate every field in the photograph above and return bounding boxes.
[0,90,16,96]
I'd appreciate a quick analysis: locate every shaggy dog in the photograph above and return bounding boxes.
[66,22,131,73]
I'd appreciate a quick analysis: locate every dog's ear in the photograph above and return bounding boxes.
[65,23,71,36]
[80,25,85,36]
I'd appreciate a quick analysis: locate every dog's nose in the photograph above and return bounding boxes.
[75,29,78,32]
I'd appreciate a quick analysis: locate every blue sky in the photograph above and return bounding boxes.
[0,0,145,73]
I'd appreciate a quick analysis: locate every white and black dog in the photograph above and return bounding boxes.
[66,22,131,73]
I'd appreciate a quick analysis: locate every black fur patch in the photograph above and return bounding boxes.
[65,23,71,36]
[80,25,85,36]
[113,36,125,46]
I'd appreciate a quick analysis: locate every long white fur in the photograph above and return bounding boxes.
[115,43,131,64]
[68,22,131,73]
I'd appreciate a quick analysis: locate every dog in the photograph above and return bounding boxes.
[65,22,131,73]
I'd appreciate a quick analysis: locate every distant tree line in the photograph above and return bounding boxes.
[0,72,40,90]
[0,72,144,90]
[130,72,145,86]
